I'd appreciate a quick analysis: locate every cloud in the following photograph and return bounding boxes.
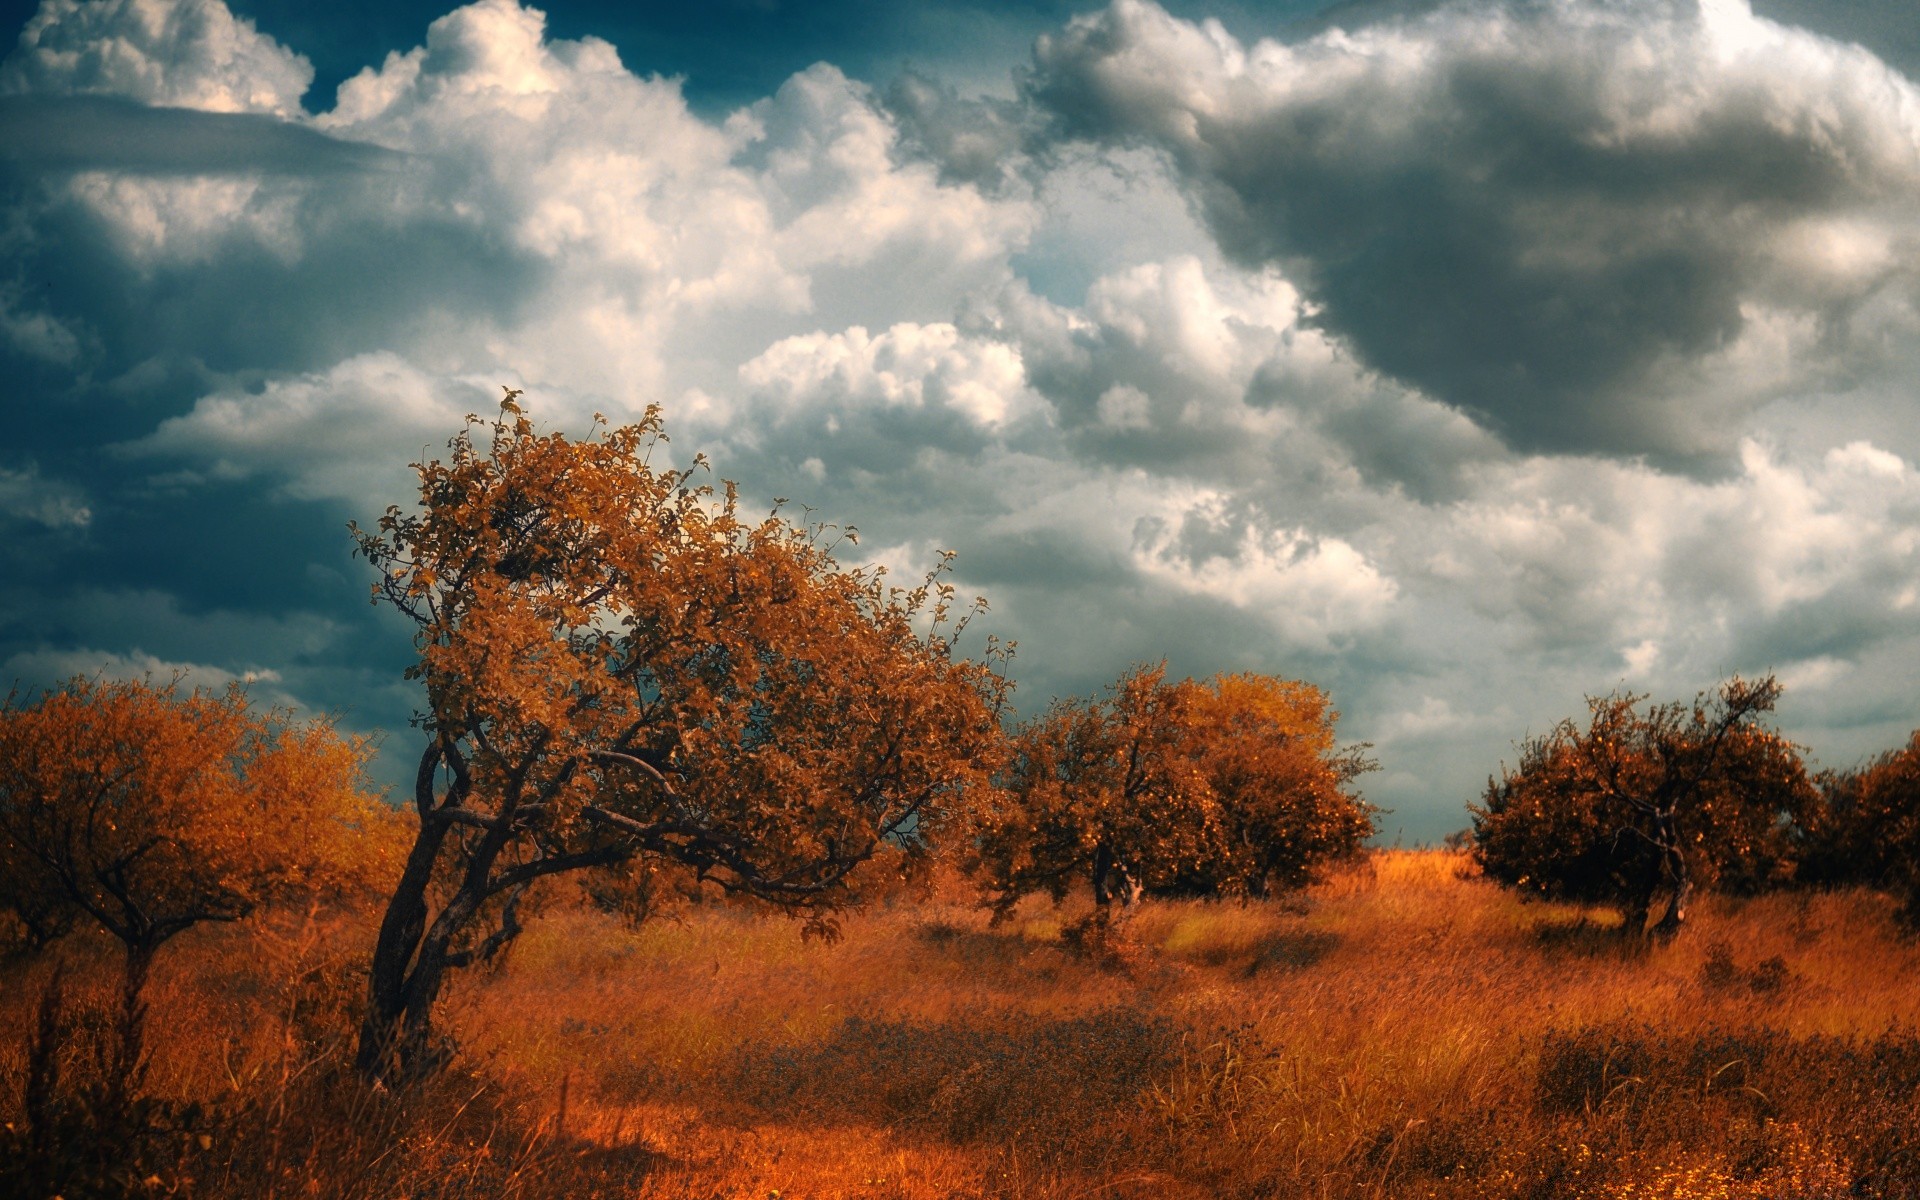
[125,352,496,500]
[1023,0,1920,462]
[981,258,1305,467]
[6,0,1920,840]
[740,321,1038,442]
[883,69,1029,191]
[5,0,1036,455]
[1403,437,1920,670]
[0,463,91,528]
[1131,490,1398,650]
[2,0,313,115]
[0,95,405,175]
[4,644,275,684]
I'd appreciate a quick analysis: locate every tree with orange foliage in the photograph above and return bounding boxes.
[1184,673,1380,898]
[0,677,391,1078]
[968,664,1375,924]
[350,395,1010,1083]
[1799,731,1920,925]
[1471,676,1813,940]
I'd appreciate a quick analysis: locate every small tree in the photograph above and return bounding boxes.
[968,664,1375,924]
[1183,673,1378,898]
[350,396,1009,1083]
[1471,675,1812,940]
[1798,732,1920,924]
[0,677,392,1081]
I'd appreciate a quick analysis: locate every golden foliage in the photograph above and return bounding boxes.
[351,399,1010,1078]
[0,676,394,959]
[968,664,1376,917]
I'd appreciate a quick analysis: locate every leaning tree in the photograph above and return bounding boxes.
[350,395,1009,1082]
[1471,675,1814,940]
[967,664,1375,924]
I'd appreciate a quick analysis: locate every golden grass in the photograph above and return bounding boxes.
[7,850,1920,1198]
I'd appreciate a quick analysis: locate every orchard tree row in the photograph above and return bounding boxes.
[3,397,1918,1093]
[0,397,1375,1089]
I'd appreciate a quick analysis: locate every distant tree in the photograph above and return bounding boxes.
[0,677,392,1078]
[967,664,1375,924]
[1471,676,1812,940]
[1183,673,1378,898]
[1797,732,1920,924]
[350,396,1009,1084]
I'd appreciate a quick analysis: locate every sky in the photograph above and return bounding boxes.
[2,0,1918,842]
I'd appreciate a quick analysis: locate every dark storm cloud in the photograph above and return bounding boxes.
[1022,0,1920,463]
[0,95,403,174]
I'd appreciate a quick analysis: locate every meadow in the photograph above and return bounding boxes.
[5,849,1919,1199]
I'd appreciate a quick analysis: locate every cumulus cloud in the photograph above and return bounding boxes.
[126,352,498,500]
[1132,490,1397,650]
[12,0,1038,488]
[741,321,1037,439]
[1380,437,1917,682]
[2,0,313,114]
[883,70,1029,190]
[1024,0,1920,462]
[975,259,1306,469]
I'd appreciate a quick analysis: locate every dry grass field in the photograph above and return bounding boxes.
[7,849,1920,1199]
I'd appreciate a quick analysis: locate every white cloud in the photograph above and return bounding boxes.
[741,321,1036,430]
[126,352,497,501]
[0,283,85,364]
[1131,489,1398,650]
[6,0,1037,405]
[1401,437,1920,673]
[2,0,312,115]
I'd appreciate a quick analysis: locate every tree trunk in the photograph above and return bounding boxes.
[100,940,156,1128]
[1651,875,1693,942]
[1618,873,1657,942]
[356,762,458,1083]
[1649,834,1692,942]
[1090,844,1116,908]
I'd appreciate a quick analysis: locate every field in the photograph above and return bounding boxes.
[6,850,1920,1199]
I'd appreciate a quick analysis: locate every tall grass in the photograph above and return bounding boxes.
[5,851,1918,1198]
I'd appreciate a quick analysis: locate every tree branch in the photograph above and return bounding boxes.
[483,840,632,898]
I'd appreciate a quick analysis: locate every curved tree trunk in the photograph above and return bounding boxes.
[357,741,626,1085]
[356,747,460,1084]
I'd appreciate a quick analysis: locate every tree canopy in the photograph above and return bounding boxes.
[968,664,1375,922]
[351,396,1010,1081]
[1798,731,1920,924]
[1471,676,1813,939]
[0,676,392,971]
